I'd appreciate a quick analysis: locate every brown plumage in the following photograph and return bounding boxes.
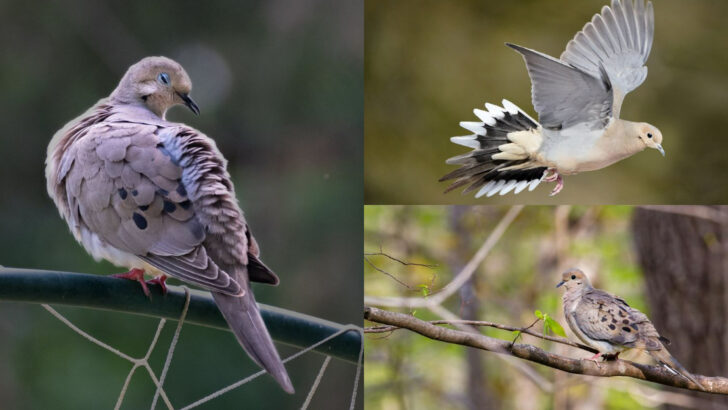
[45,56,293,393]
[557,268,704,390]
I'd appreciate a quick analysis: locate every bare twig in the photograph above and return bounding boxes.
[364,306,728,394]
[364,248,438,269]
[365,206,523,308]
[363,256,415,290]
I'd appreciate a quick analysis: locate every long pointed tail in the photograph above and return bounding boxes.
[440,99,547,198]
[212,284,294,393]
[648,348,705,391]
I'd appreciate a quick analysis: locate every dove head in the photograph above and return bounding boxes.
[556,268,592,293]
[636,123,664,157]
[111,56,199,118]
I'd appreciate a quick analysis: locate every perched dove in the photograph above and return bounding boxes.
[557,268,704,390]
[441,0,664,197]
[45,56,294,393]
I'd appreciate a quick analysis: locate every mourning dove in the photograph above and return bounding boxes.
[440,0,663,197]
[45,56,294,393]
[557,268,704,390]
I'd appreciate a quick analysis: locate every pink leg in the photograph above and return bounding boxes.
[542,168,564,196]
[112,268,150,297]
[587,352,603,368]
[146,275,168,295]
[549,174,564,197]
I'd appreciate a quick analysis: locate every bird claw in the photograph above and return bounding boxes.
[146,275,168,295]
[112,268,151,297]
[586,352,603,368]
[542,168,564,196]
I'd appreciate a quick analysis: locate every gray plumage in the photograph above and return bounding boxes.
[46,56,293,393]
[558,268,704,390]
[442,0,664,197]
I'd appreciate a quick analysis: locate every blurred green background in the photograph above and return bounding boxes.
[365,0,728,204]
[364,205,722,410]
[0,1,362,409]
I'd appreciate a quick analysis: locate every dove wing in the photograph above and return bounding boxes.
[62,119,277,295]
[507,43,613,130]
[572,289,661,350]
[560,0,654,118]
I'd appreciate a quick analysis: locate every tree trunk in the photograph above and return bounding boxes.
[632,206,728,409]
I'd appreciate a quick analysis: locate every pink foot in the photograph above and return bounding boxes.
[112,268,150,297]
[542,168,564,196]
[586,352,603,368]
[147,275,168,295]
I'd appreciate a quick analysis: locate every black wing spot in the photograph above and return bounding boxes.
[157,188,169,196]
[630,324,639,331]
[131,189,139,197]
[608,324,616,330]
[163,200,176,213]
[176,184,187,197]
[622,327,631,333]
[622,319,629,325]
[139,205,149,211]
[180,200,192,210]
[601,316,607,322]
[118,188,128,200]
[132,212,148,230]
[611,319,617,324]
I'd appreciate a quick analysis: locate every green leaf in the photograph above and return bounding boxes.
[534,310,544,319]
[544,316,567,337]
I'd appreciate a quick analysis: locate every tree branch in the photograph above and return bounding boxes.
[364,306,728,394]
[365,319,597,354]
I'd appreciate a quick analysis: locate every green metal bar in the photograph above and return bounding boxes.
[0,267,361,364]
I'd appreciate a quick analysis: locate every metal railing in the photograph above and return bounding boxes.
[0,266,361,363]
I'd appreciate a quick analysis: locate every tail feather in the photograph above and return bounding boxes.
[648,348,704,391]
[441,99,546,197]
[212,275,294,394]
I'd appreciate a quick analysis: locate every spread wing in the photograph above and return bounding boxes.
[508,43,613,130]
[560,0,654,118]
[61,120,277,295]
[572,288,662,350]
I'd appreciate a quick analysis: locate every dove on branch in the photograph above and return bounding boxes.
[45,56,294,393]
[441,0,664,197]
[557,268,704,390]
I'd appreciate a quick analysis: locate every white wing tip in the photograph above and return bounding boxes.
[501,99,519,115]
[459,121,486,135]
[485,103,505,118]
[473,108,496,126]
[450,135,480,149]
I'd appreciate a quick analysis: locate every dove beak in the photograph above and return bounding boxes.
[178,92,200,115]
[556,280,565,288]
[655,144,665,157]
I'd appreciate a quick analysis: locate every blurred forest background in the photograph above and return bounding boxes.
[365,0,728,204]
[0,1,362,409]
[364,205,728,410]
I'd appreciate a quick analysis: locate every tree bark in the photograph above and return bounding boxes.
[632,206,728,409]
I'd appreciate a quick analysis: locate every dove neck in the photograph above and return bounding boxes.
[608,120,648,156]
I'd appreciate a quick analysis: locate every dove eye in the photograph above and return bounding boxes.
[647,133,653,139]
[158,72,170,85]
[571,275,576,280]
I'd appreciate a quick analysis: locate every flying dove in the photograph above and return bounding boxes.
[557,268,704,390]
[440,0,664,197]
[45,56,294,393]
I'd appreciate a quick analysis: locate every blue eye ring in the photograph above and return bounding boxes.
[158,72,170,85]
